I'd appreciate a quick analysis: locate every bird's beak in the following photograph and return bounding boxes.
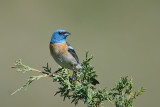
[64,32,71,37]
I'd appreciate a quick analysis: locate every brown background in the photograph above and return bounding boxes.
[0,0,160,107]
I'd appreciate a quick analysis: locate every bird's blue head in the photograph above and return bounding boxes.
[50,30,71,43]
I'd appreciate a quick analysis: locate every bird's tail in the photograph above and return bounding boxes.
[90,78,99,85]
[77,64,100,85]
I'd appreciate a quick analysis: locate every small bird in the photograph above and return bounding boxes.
[50,30,99,85]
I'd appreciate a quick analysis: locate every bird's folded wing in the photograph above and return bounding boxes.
[66,42,80,64]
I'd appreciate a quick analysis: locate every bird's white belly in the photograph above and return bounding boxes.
[52,53,75,69]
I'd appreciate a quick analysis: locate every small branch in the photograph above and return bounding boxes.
[11,60,57,95]
[11,52,145,107]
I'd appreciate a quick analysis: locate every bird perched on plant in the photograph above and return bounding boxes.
[50,29,99,85]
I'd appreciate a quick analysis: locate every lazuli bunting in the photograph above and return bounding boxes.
[50,30,99,85]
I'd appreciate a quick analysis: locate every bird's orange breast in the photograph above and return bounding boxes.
[50,42,68,55]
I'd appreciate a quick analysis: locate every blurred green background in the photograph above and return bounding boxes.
[0,0,160,107]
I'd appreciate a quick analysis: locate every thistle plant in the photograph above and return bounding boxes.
[11,52,145,107]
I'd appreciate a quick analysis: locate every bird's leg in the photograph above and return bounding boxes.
[83,71,86,81]
[82,69,86,82]
[72,65,75,83]
[54,67,64,74]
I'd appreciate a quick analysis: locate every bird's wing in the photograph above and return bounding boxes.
[66,42,80,64]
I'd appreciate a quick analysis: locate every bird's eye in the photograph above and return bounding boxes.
[59,32,66,35]
[59,32,63,35]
